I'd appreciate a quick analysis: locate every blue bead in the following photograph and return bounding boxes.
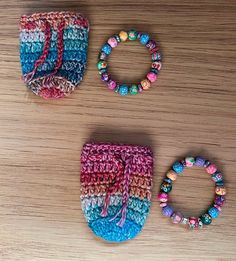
[140,33,150,45]
[208,207,220,219]
[164,178,172,184]
[101,43,112,55]
[119,85,129,96]
[172,161,184,174]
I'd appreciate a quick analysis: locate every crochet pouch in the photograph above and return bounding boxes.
[81,143,153,242]
[19,11,89,99]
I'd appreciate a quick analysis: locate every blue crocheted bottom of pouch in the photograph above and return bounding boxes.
[89,216,142,242]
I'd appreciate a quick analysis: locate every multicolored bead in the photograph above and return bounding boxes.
[152,52,162,61]
[200,213,212,225]
[206,164,217,174]
[185,157,195,167]
[119,31,128,42]
[158,192,169,202]
[119,84,129,96]
[146,72,157,83]
[166,170,178,181]
[211,171,223,182]
[208,207,220,219]
[107,37,118,48]
[141,79,151,90]
[97,60,107,70]
[162,205,174,217]
[171,212,183,224]
[101,72,110,82]
[160,182,172,193]
[129,84,139,95]
[188,217,202,229]
[146,40,157,51]
[214,195,225,206]
[152,61,162,71]
[194,156,206,167]
[99,52,107,60]
[139,33,150,45]
[128,29,137,40]
[172,161,184,174]
[204,160,211,168]
[101,43,112,55]
[107,80,117,90]
[215,186,226,196]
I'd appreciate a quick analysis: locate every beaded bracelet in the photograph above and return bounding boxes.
[97,29,162,96]
[158,156,226,229]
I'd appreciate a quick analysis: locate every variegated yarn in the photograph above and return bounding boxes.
[80,143,153,242]
[20,11,89,99]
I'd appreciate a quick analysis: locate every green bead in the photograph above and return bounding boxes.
[97,60,107,70]
[161,182,172,193]
[128,29,137,40]
[200,213,212,225]
[130,84,138,95]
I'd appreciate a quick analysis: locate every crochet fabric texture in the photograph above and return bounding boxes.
[19,12,89,99]
[81,143,153,242]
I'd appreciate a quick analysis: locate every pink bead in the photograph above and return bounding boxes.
[146,72,157,83]
[171,212,183,224]
[107,80,117,90]
[107,37,118,48]
[206,164,217,174]
[158,192,169,202]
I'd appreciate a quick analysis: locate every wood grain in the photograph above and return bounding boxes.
[0,0,236,260]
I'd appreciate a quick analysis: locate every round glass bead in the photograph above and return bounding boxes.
[216,181,224,186]
[119,31,128,41]
[139,33,150,45]
[194,156,206,167]
[119,84,129,96]
[166,170,178,181]
[141,79,151,90]
[107,80,117,90]
[206,164,217,174]
[200,213,212,225]
[171,212,183,224]
[213,204,222,212]
[128,29,137,40]
[164,178,172,184]
[215,186,226,196]
[185,157,195,167]
[172,161,184,174]
[107,37,118,48]
[147,72,157,83]
[208,207,220,219]
[211,171,223,182]
[161,181,172,193]
[114,34,121,43]
[129,84,139,95]
[138,84,143,93]
[162,205,174,217]
[101,43,112,55]
[158,192,169,202]
[97,60,107,70]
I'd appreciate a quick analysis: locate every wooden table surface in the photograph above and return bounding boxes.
[0,0,236,260]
